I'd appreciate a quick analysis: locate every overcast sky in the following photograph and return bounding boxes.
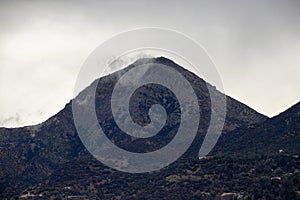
[0,0,299,127]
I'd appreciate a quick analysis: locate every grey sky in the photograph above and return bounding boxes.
[0,0,299,127]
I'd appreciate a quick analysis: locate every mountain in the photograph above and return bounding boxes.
[20,102,299,200]
[1,57,297,199]
[213,101,300,155]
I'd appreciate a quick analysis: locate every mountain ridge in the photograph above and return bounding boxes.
[213,100,300,155]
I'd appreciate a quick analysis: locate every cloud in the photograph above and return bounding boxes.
[0,0,299,127]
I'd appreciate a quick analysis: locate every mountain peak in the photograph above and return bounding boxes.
[131,56,177,66]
